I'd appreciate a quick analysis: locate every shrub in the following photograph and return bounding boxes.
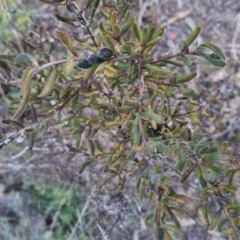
[1,0,239,239]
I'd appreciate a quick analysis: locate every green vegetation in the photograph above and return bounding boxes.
[0,0,239,239]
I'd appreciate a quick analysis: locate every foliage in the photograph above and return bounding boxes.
[0,0,239,239]
[24,178,85,238]
[0,176,90,240]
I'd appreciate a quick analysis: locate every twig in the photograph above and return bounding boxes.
[71,1,98,48]
[151,51,191,64]
[36,57,79,73]
[222,206,239,240]
[161,9,192,27]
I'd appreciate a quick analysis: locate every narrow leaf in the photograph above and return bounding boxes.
[185,26,201,46]
[162,59,184,67]
[39,66,58,97]
[21,67,34,97]
[197,42,225,59]
[145,37,160,47]
[163,228,173,240]
[210,208,222,230]
[146,24,155,43]
[14,53,38,66]
[83,64,99,80]
[145,64,170,74]
[118,16,134,38]
[176,72,197,83]
[110,11,118,31]
[132,22,142,42]
[132,115,140,145]
[12,94,30,120]
[56,30,78,56]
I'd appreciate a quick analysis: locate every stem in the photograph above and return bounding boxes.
[71,1,98,48]
[35,53,131,75]
[151,51,192,64]
[35,57,80,73]
[222,206,239,240]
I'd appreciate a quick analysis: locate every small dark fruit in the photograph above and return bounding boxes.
[77,60,93,69]
[87,54,105,65]
[97,48,114,60]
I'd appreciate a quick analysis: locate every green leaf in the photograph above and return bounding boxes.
[190,112,202,125]
[176,72,197,84]
[55,11,82,23]
[218,185,237,194]
[169,207,184,215]
[218,219,228,232]
[21,67,34,97]
[142,26,148,45]
[201,153,220,162]
[175,151,186,172]
[145,37,160,47]
[202,146,219,154]
[202,205,209,226]
[94,140,103,152]
[110,11,118,31]
[14,53,38,66]
[210,208,222,230]
[132,22,142,42]
[140,108,163,124]
[118,16,134,38]
[164,224,182,235]
[128,72,138,84]
[12,94,31,120]
[153,27,164,38]
[185,26,201,46]
[120,42,134,55]
[56,30,79,56]
[132,114,140,145]
[197,166,207,188]
[163,228,173,240]
[66,57,75,75]
[79,159,92,174]
[207,163,223,175]
[13,67,34,120]
[162,59,184,67]
[170,210,181,228]
[83,64,99,80]
[195,52,226,67]
[155,142,167,153]
[145,63,170,74]
[146,24,155,43]
[39,66,58,97]
[157,228,164,240]
[196,42,225,59]
[179,56,192,67]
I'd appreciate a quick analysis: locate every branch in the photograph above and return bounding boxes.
[222,206,239,240]
[36,57,80,73]
[151,51,191,64]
